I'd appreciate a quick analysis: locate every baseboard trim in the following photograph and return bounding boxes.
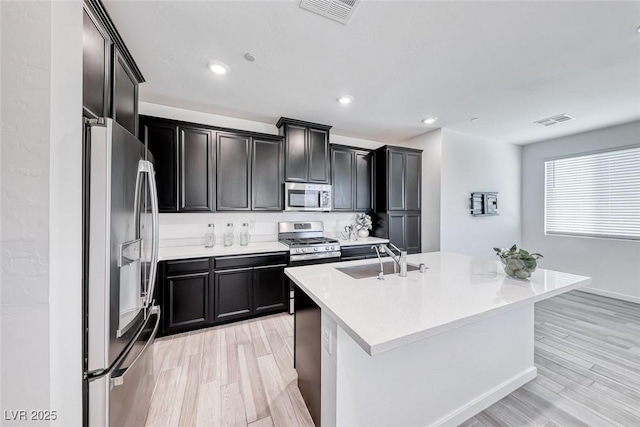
[579,287,640,305]
[433,367,538,427]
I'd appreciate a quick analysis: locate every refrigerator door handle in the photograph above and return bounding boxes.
[138,160,160,308]
[110,306,160,388]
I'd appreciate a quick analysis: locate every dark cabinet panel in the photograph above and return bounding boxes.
[112,49,138,136]
[277,118,331,184]
[252,138,282,210]
[388,150,406,211]
[355,151,373,211]
[82,9,110,118]
[331,148,355,211]
[160,258,212,335]
[405,213,421,254]
[388,214,406,251]
[283,124,308,182]
[165,272,210,332]
[214,268,253,322]
[308,128,330,184]
[253,265,287,314]
[217,133,251,211]
[180,127,214,212]
[405,152,421,211]
[141,120,179,212]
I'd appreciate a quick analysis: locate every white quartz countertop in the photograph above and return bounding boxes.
[285,252,591,356]
[339,236,389,247]
[158,242,289,261]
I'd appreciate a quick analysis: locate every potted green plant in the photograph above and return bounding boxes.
[493,245,543,280]
[355,213,372,237]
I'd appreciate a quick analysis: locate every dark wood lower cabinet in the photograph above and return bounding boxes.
[213,268,253,322]
[254,264,287,314]
[161,258,213,335]
[159,252,289,335]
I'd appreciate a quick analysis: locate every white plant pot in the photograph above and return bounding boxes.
[358,229,369,238]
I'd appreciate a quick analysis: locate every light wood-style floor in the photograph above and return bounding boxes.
[146,291,640,427]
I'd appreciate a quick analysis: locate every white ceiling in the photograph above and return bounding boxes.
[104,0,640,145]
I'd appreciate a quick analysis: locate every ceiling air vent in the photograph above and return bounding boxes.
[300,0,361,24]
[534,113,575,127]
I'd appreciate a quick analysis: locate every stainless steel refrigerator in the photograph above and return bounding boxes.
[84,118,160,426]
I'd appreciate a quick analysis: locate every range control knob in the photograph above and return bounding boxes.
[314,248,319,252]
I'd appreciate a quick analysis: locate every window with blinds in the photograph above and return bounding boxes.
[544,145,640,240]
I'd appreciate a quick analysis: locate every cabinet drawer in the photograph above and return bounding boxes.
[165,258,211,275]
[214,252,288,270]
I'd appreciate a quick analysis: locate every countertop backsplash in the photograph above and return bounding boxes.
[159,211,368,248]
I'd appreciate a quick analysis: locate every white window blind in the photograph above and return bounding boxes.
[544,146,640,240]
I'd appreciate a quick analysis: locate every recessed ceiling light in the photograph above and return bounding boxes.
[422,117,438,125]
[337,95,354,105]
[244,53,256,62]
[207,60,229,75]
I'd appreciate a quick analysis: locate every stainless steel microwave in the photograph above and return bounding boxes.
[284,183,332,211]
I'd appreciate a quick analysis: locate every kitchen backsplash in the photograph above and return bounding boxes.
[159,212,367,247]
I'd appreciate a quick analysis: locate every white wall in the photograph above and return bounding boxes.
[1,1,83,424]
[440,129,522,258]
[140,102,384,151]
[522,120,640,303]
[49,1,83,425]
[399,129,442,252]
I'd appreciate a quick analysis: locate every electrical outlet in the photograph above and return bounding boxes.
[249,220,256,230]
[323,327,332,355]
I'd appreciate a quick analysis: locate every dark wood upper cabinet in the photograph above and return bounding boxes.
[354,151,373,211]
[388,150,406,210]
[331,147,355,211]
[374,146,422,213]
[180,127,214,212]
[140,118,179,212]
[308,128,330,184]
[282,124,308,182]
[217,133,251,211]
[83,0,144,123]
[112,48,138,136]
[252,138,283,210]
[82,8,110,119]
[331,145,373,212]
[405,152,421,211]
[277,117,331,184]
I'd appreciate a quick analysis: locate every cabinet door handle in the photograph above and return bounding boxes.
[167,271,209,279]
[215,266,253,273]
[253,264,287,270]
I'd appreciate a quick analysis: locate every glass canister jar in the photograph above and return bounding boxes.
[224,223,234,247]
[240,223,250,246]
[204,224,215,248]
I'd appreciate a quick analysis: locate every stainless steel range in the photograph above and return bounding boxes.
[278,221,341,313]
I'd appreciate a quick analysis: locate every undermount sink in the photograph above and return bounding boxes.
[336,261,420,279]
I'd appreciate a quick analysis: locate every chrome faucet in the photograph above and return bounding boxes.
[380,243,408,277]
[371,245,385,280]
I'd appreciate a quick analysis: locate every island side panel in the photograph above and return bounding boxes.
[294,285,322,426]
[333,303,537,427]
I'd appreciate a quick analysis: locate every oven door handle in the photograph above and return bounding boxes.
[289,251,341,262]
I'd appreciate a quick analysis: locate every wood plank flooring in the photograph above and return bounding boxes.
[146,291,640,427]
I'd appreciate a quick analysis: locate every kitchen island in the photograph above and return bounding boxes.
[285,252,591,427]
